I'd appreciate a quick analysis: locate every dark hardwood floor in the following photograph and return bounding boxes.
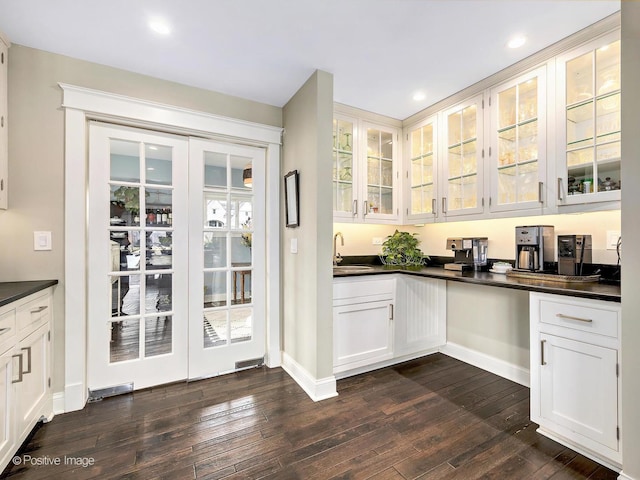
[1,354,618,480]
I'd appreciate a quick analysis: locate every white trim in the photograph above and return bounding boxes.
[536,426,622,473]
[617,472,635,480]
[52,392,65,415]
[281,352,338,402]
[333,348,440,380]
[440,342,530,387]
[61,84,282,412]
[59,84,282,145]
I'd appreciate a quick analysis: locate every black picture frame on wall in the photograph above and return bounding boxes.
[284,170,300,228]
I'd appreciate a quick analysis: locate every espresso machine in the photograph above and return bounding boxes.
[558,235,592,276]
[444,237,488,271]
[515,226,555,272]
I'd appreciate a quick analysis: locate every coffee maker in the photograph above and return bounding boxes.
[558,235,592,276]
[515,226,555,272]
[444,237,488,271]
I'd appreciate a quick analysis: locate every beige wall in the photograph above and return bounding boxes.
[282,70,334,380]
[447,282,530,370]
[621,2,640,478]
[335,210,621,264]
[0,44,282,392]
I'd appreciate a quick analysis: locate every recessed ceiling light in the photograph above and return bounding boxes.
[149,18,171,35]
[507,35,527,49]
[413,91,426,102]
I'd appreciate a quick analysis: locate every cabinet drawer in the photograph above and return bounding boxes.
[539,298,619,339]
[17,293,51,336]
[0,309,16,352]
[333,277,395,302]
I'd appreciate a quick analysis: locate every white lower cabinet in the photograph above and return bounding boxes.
[333,275,446,377]
[0,288,53,473]
[530,292,621,469]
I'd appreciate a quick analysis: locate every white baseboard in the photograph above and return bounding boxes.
[53,391,66,415]
[440,342,530,387]
[618,472,636,480]
[281,352,338,402]
[64,381,87,413]
[334,348,440,380]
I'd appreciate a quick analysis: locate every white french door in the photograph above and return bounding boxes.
[87,123,266,392]
[188,139,266,378]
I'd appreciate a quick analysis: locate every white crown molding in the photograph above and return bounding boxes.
[59,83,282,145]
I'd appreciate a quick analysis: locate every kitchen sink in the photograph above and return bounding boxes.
[333,265,375,274]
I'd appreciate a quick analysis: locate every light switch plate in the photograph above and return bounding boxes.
[34,231,52,251]
[290,238,298,254]
[606,231,621,250]
[372,237,383,245]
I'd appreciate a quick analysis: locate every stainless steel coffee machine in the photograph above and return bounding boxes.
[515,226,555,272]
[558,235,592,276]
[445,237,488,271]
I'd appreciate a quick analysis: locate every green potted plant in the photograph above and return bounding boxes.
[379,230,429,269]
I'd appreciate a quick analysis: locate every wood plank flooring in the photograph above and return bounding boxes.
[1,354,619,480]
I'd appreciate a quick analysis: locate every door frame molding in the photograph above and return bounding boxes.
[60,83,282,413]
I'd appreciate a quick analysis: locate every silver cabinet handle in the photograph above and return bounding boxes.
[432,198,437,216]
[388,304,394,320]
[0,327,10,336]
[12,353,24,384]
[31,305,48,314]
[21,346,32,375]
[557,178,563,201]
[442,197,447,214]
[352,199,357,216]
[363,200,368,217]
[538,181,544,203]
[540,339,546,366]
[556,313,593,323]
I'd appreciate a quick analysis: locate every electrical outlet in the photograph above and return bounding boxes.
[372,237,383,245]
[606,231,621,250]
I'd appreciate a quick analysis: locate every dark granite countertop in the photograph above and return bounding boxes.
[0,280,59,308]
[333,265,620,303]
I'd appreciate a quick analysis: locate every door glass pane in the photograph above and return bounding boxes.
[111,274,140,316]
[461,106,477,141]
[110,318,139,363]
[499,86,516,128]
[498,127,516,166]
[204,271,227,308]
[448,112,461,146]
[145,317,172,357]
[230,195,252,230]
[411,187,422,215]
[230,155,253,191]
[462,175,477,209]
[204,232,227,268]
[110,231,140,271]
[231,233,252,265]
[448,145,462,177]
[145,144,173,186]
[203,310,227,348]
[518,78,537,122]
[518,120,538,162]
[518,161,539,202]
[498,166,516,204]
[111,186,140,226]
[230,307,252,343]
[462,141,477,175]
[204,151,228,188]
[146,231,172,268]
[381,159,393,187]
[567,52,593,105]
[146,273,172,314]
[567,102,594,145]
[596,41,620,97]
[596,94,620,142]
[145,188,172,227]
[231,266,252,305]
[380,187,393,214]
[110,139,140,182]
[335,183,352,212]
[381,131,393,158]
[204,193,227,228]
[367,157,380,185]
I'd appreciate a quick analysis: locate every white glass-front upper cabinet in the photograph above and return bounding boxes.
[556,31,621,206]
[405,115,438,223]
[333,112,400,223]
[440,94,485,218]
[489,66,547,213]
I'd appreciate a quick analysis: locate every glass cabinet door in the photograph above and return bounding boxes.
[442,94,484,217]
[559,33,620,202]
[490,66,546,212]
[407,116,437,221]
[332,115,357,219]
[364,124,396,217]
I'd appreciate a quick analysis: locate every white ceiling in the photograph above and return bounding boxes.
[0,0,621,120]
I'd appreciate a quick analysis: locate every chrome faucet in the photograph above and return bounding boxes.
[333,232,344,266]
